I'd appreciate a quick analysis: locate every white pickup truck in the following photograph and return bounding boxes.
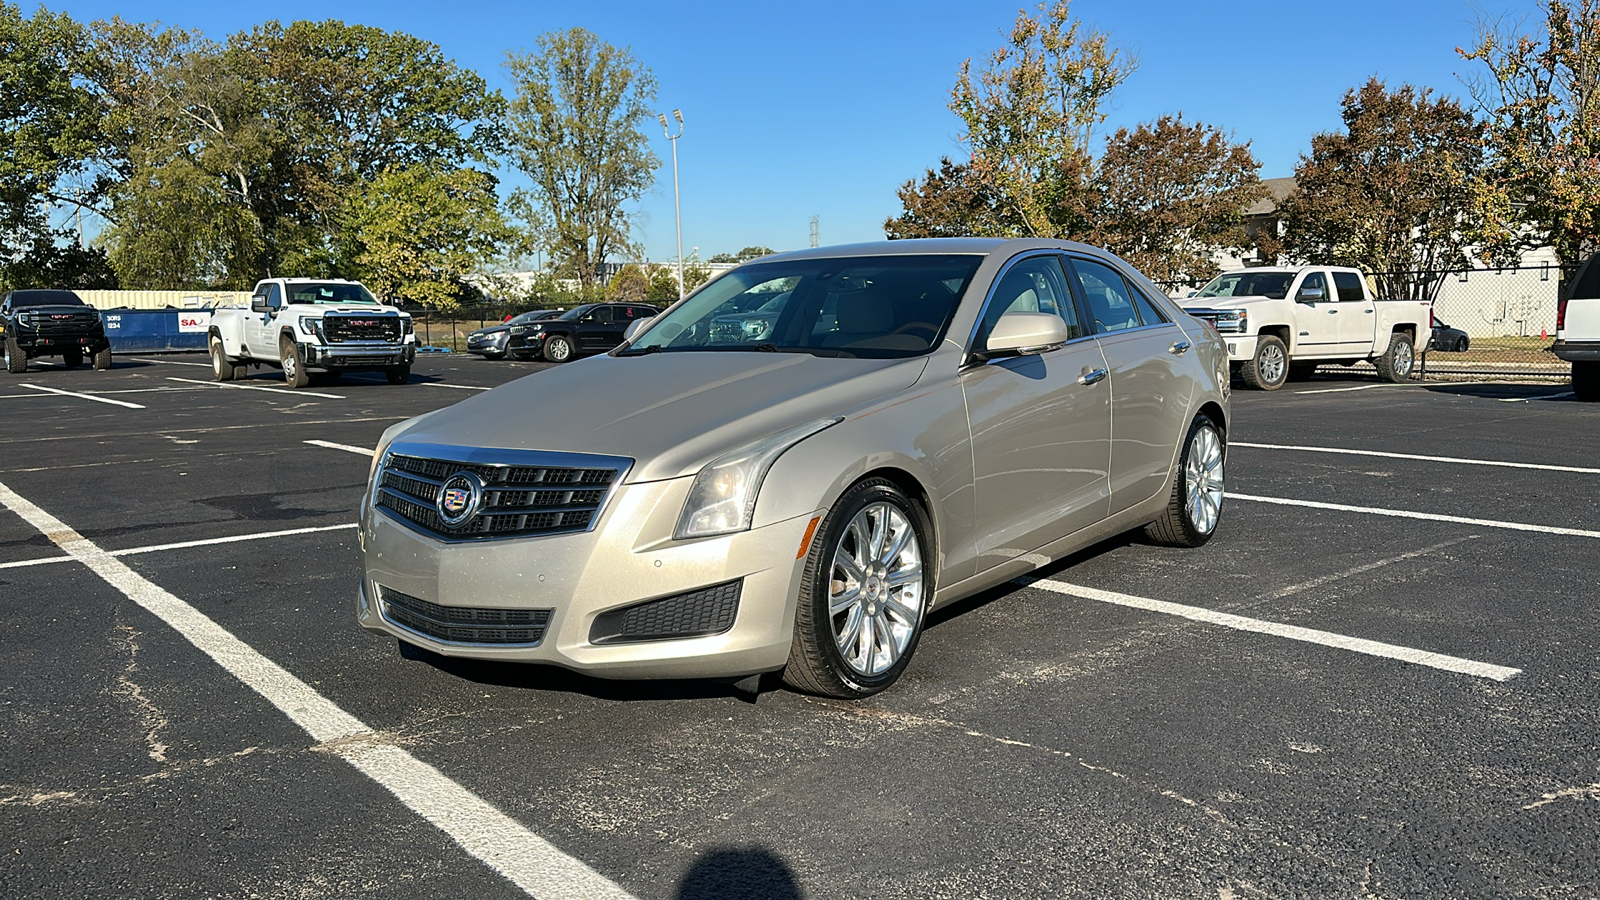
[1553,253,1599,401]
[1180,266,1433,390]
[209,278,415,387]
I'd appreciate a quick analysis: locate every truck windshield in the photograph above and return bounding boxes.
[286,283,380,305]
[1195,272,1294,300]
[9,290,86,307]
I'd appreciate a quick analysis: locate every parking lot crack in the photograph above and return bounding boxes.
[1522,782,1600,809]
[109,622,170,764]
[0,788,84,808]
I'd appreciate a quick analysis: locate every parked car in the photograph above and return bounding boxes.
[1,289,112,373]
[1554,253,1600,401]
[1181,266,1432,389]
[465,309,563,359]
[1429,316,1470,352]
[505,302,661,362]
[209,278,415,386]
[357,238,1230,698]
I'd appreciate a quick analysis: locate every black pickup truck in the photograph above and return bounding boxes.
[2,289,112,373]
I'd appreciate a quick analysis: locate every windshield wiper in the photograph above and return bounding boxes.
[755,343,779,352]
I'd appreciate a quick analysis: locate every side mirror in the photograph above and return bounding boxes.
[623,316,655,342]
[250,295,269,313]
[1186,290,1199,298]
[978,312,1069,361]
[1297,286,1325,302]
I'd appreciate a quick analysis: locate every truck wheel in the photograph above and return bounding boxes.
[4,335,25,374]
[385,366,410,385]
[1574,361,1599,402]
[1144,413,1226,548]
[1287,362,1318,381]
[62,349,83,369]
[1374,332,1416,383]
[1239,335,1289,390]
[93,347,112,371]
[542,335,574,363]
[279,336,310,388]
[210,337,238,381]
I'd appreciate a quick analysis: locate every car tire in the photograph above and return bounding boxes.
[386,366,410,385]
[6,334,27,374]
[1239,334,1289,390]
[1574,361,1599,402]
[1144,414,1226,548]
[542,335,574,363]
[210,337,238,381]
[1373,332,1416,383]
[92,346,112,371]
[782,478,932,700]
[1287,361,1318,381]
[1454,336,1469,352]
[279,336,310,388]
[62,349,83,369]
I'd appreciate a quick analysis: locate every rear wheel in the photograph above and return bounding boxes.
[210,337,238,381]
[62,349,83,369]
[279,336,310,388]
[1454,336,1469,352]
[1239,335,1289,390]
[1374,332,1416,383]
[1574,361,1599,402]
[1145,414,1226,548]
[92,346,112,371]
[783,479,932,699]
[542,335,574,363]
[385,365,410,385]
[4,335,24,373]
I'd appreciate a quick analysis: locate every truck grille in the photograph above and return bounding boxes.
[324,315,402,343]
[22,311,100,334]
[380,586,551,645]
[376,448,623,541]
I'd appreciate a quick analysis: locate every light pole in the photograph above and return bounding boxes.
[659,109,685,301]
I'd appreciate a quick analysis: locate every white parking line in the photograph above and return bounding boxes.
[0,523,358,571]
[1498,391,1576,402]
[1294,384,1400,394]
[425,383,493,391]
[0,480,634,900]
[129,357,212,366]
[166,376,344,400]
[1230,493,1600,538]
[20,383,146,409]
[1027,578,1522,682]
[1232,442,1600,475]
[305,439,374,456]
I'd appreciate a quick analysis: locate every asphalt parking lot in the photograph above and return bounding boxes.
[2,354,1596,899]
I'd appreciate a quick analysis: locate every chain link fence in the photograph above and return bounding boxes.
[408,305,567,352]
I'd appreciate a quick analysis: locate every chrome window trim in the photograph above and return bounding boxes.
[374,440,635,544]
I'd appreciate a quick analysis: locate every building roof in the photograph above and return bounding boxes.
[1247,177,1298,217]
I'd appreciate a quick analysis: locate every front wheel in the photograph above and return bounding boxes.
[1239,335,1289,390]
[542,335,574,363]
[1373,332,1416,383]
[1574,361,1599,402]
[5,335,26,374]
[385,366,410,385]
[1144,414,1226,548]
[92,347,112,371]
[210,338,238,381]
[280,336,310,388]
[783,479,932,699]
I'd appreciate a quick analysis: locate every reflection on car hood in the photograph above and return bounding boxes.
[1180,294,1277,306]
[395,352,929,481]
[468,325,509,337]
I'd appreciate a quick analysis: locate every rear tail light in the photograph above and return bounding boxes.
[1557,295,1568,332]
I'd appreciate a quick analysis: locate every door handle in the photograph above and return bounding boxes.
[1365,309,1375,314]
[1328,308,1339,314]
[1168,340,1191,355]
[1078,368,1108,386]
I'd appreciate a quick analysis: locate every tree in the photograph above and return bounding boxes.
[341,164,512,309]
[646,265,679,302]
[607,263,649,301]
[948,0,1135,237]
[885,156,1014,238]
[1092,116,1265,284]
[505,29,658,288]
[708,246,776,263]
[1278,79,1483,302]
[1460,0,1600,267]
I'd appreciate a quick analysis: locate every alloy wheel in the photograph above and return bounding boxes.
[1184,423,1225,535]
[828,502,925,677]
[1259,344,1286,385]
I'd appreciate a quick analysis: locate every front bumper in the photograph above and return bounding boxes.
[466,333,508,355]
[1218,333,1257,362]
[505,332,548,355]
[8,328,110,354]
[303,342,415,369]
[1551,339,1600,363]
[357,476,818,679]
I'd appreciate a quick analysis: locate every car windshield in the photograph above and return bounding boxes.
[9,290,86,307]
[1195,271,1295,300]
[620,255,984,359]
[286,283,380,305]
[509,311,551,325]
[557,304,598,322]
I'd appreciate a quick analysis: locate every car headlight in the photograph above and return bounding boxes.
[674,417,843,540]
[301,318,326,342]
[401,316,413,335]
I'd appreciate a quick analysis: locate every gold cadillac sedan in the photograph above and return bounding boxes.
[358,239,1230,698]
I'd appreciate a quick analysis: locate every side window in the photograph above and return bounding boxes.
[1068,258,1142,334]
[589,306,614,325]
[1297,272,1328,301]
[1129,288,1169,326]
[975,255,1081,348]
[266,283,283,308]
[1333,271,1365,302]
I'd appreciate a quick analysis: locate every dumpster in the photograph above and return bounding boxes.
[102,308,214,353]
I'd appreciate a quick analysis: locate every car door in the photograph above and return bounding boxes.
[1064,255,1196,516]
[1332,270,1376,352]
[1291,270,1342,357]
[246,284,282,357]
[961,253,1112,571]
[578,305,618,351]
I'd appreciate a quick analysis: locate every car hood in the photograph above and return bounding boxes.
[1180,294,1281,307]
[469,325,509,337]
[12,305,98,316]
[393,352,930,482]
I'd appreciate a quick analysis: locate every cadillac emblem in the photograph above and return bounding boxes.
[435,471,485,528]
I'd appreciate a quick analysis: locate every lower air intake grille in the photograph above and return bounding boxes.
[380,587,551,646]
[589,580,742,644]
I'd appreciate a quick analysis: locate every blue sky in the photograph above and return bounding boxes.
[47,0,1533,263]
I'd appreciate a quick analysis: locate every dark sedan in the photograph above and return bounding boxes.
[465,309,564,359]
[1429,316,1470,352]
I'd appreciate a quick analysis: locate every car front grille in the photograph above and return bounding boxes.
[375,448,623,541]
[589,580,742,644]
[380,586,551,645]
[324,315,402,343]
[21,312,100,334]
